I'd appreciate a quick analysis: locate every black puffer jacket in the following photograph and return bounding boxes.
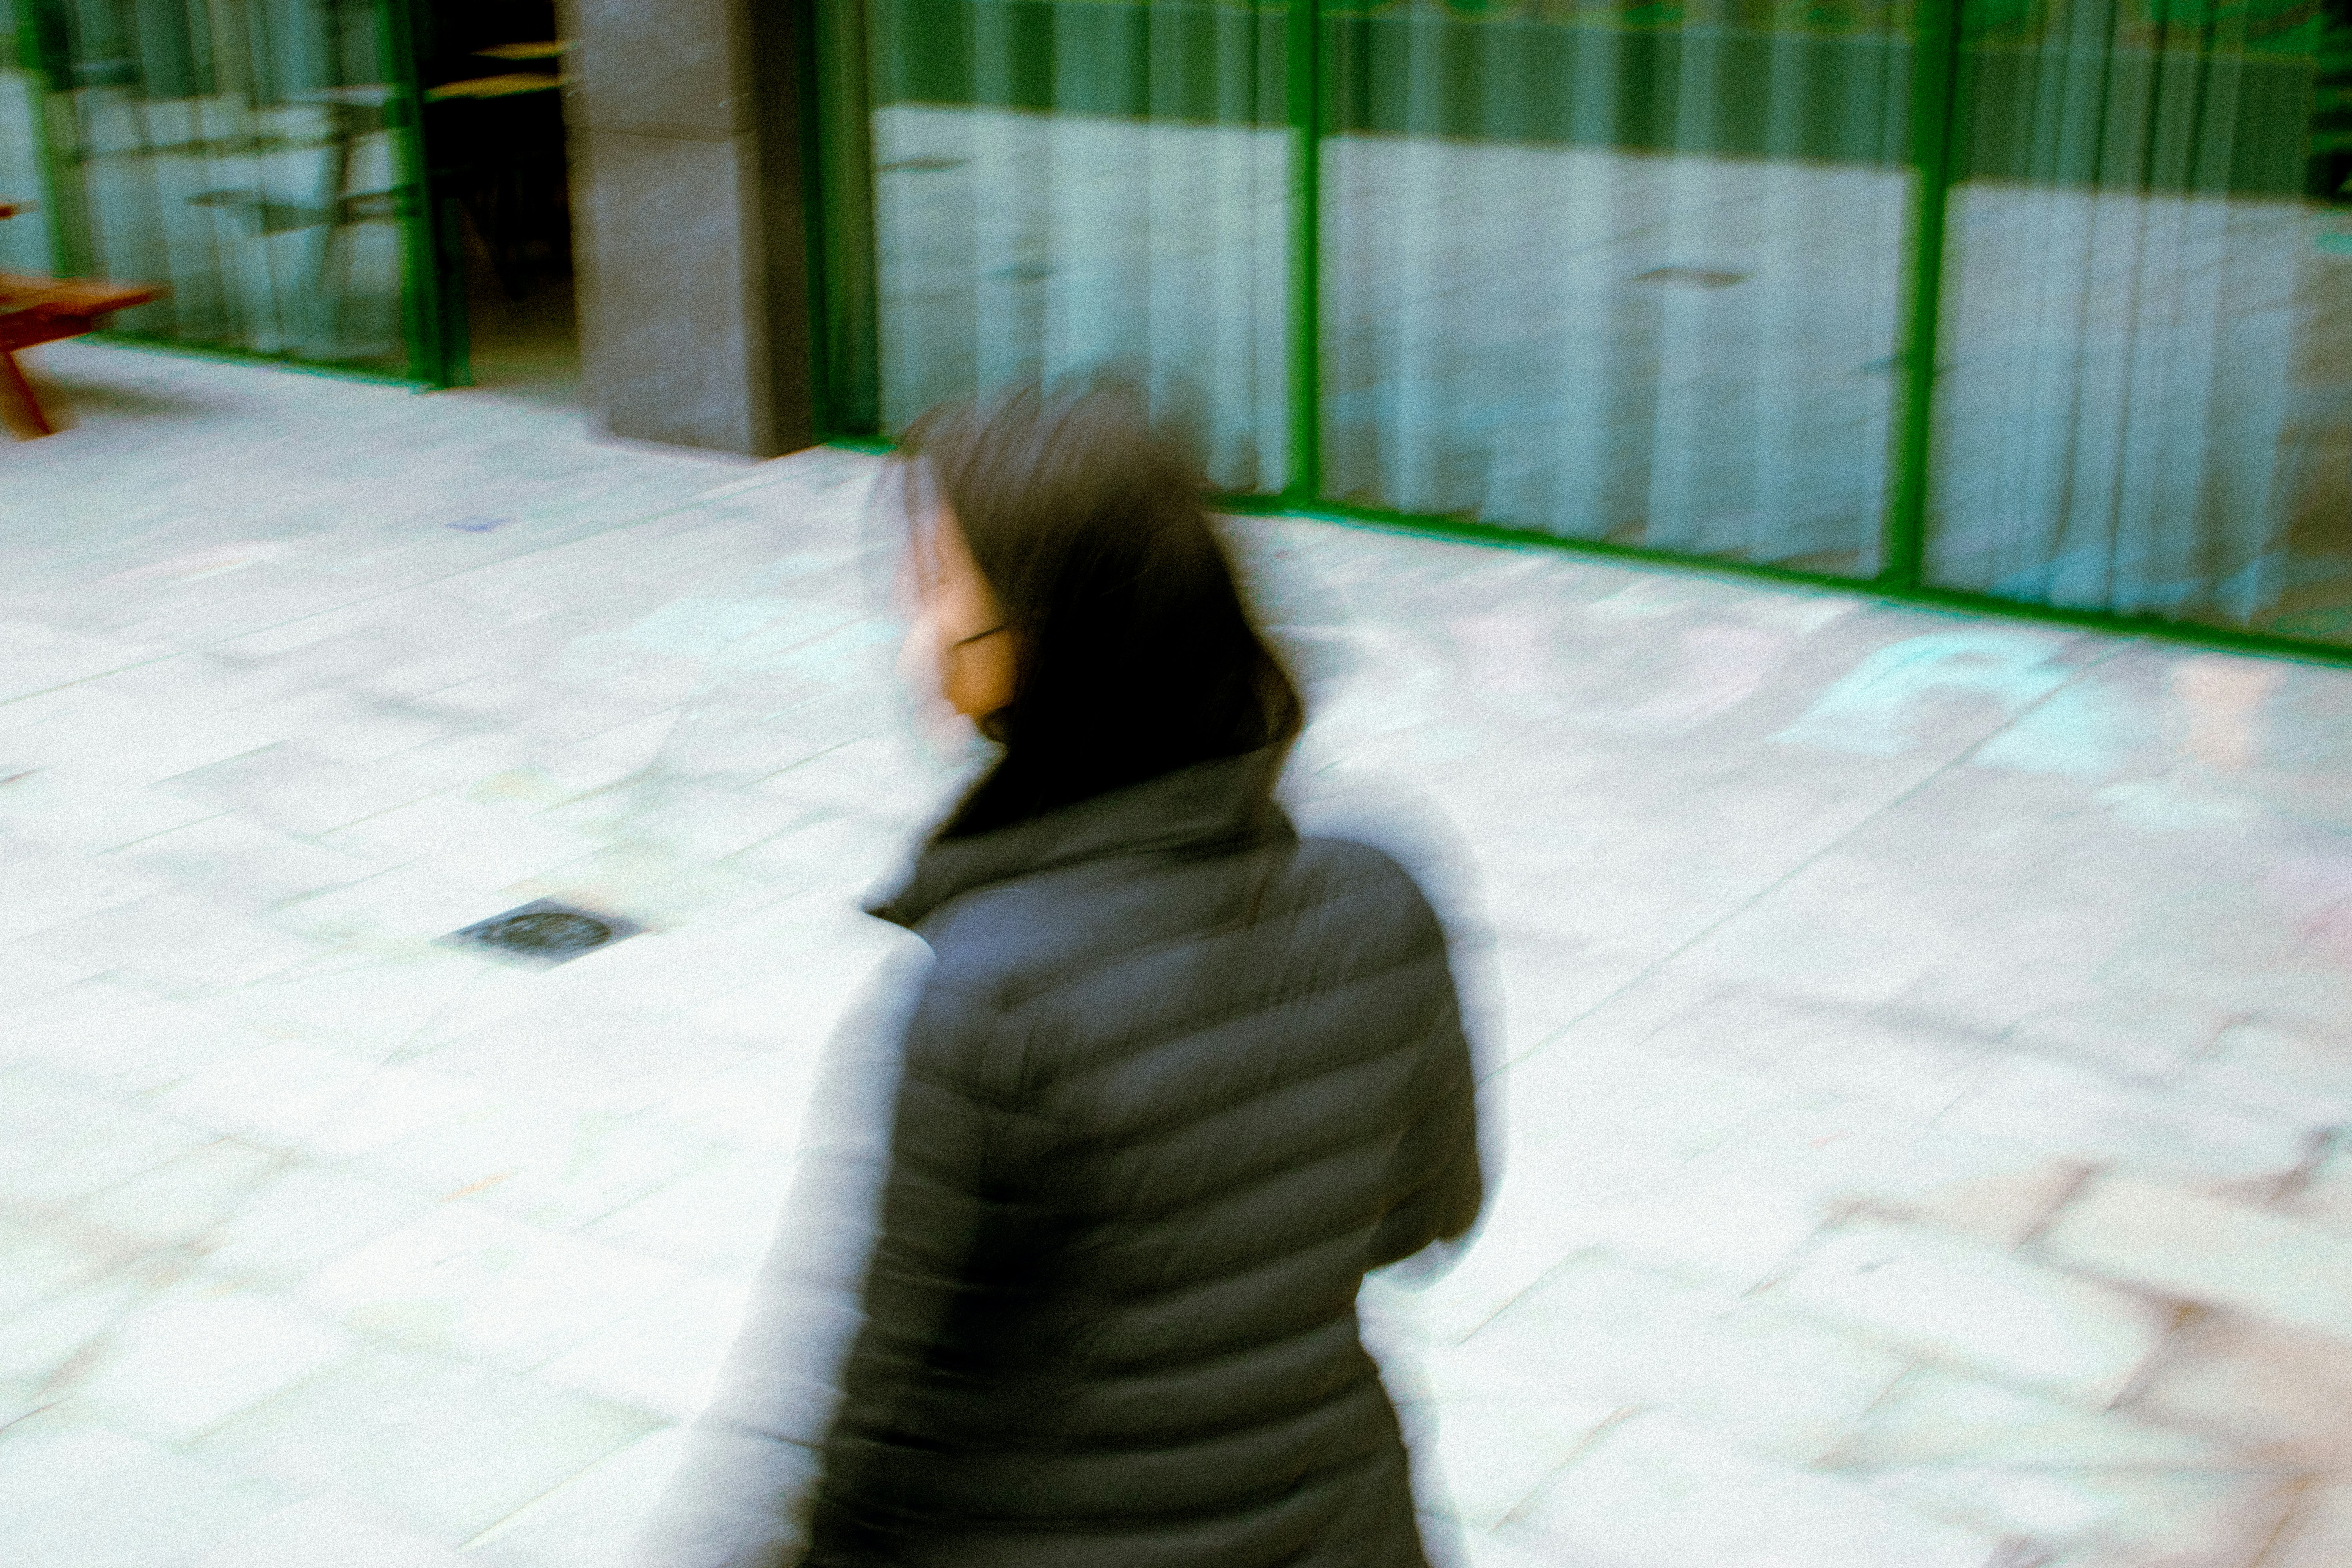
[797,746,1484,1568]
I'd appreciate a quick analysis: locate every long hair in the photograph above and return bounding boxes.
[891,374,1305,839]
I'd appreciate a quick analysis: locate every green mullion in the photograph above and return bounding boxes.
[795,0,835,437]
[18,0,91,278]
[1884,0,1963,591]
[377,0,459,388]
[810,0,879,437]
[1284,0,1320,502]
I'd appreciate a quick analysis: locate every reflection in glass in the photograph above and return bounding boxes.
[1928,0,2352,641]
[1321,0,1915,575]
[864,0,1290,491]
[2,0,50,275]
[32,0,417,374]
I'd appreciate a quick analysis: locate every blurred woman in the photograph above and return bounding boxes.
[658,374,1483,1568]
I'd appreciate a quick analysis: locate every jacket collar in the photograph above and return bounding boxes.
[868,747,1294,931]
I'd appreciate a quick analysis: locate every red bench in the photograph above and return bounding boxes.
[2,201,169,438]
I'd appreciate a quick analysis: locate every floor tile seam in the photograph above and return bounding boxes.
[1913,1035,2332,1154]
[1734,1214,2211,1375]
[1487,1401,1643,1534]
[1637,629,2154,964]
[156,1330,659,1496]
[44,1286,383,1450]
[157,478,835,666]
[3,652,187,712]
[1938,634,2149,778]
[1477,630,2161,1063]
[2020,1207,2352,1333]
[452,1416,678,1555]
[1501,730,2037,1065]
[2248,1477,2337,1568]
[1809,1361,1929,1472]
[0,1227,187,1338]
[1487,1403,2106,1555]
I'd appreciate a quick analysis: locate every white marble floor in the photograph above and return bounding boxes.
[5,339,2352,1567]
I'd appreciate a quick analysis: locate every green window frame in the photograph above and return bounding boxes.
[799,0,2352,667]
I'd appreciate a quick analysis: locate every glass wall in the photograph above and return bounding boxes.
[2,0,55,274]
[15,0,434,377]
[1321,0,1915,577]
[847,0,1292,491]
[816,0,2352,650]
[1926,0,2350,641]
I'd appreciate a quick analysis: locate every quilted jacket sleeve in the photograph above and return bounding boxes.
[626,945,926,1568]
[1367,963,1483,1273]
[803,969,1048,1540]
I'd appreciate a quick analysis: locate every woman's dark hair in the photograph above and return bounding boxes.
[893,373,1304,839]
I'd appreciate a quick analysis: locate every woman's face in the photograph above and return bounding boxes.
[909,506,1017,721]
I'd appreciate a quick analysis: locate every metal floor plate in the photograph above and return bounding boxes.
[440,899,643,967]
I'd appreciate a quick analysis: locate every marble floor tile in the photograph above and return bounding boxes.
[356,1097,717,1232]
[1759,1218,2171,1405]
[464,1426,688,1568]
[293,1203,694,1373]
[1456,1253,1912,1466]
[1932,1054,2313,1181]
[66,1138,288,1256]
[1639,987,2003,1121]
[187,1163,440,1294]
[105,813,387,913]
[2035,1177,2352,1344]
[59,1286,357,1445]
[1821,1365,2235,1470]
[186,1343,656,1540]
[17,996,281,1099]
[270,867,509,953]
[21,890,329,996]
[583,1147,800,1274]
[531,1271,754,1425]
[0,622,176,705]
[1858,1466,2300,1568]
[1514,1411,2000,1568]
[0,1406,289,1568]
[1395,1393,1625,1529]
[184,1495,475,1568]
[0,1211,125,1319]
[156,1039,418,1154]
[2,763,232,858]
[2269,1484,2352,1568]
[0,1071,218,1214]
[317,791,606,894]
[2180,1019,2352,1130]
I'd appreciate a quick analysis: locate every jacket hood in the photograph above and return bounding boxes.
[867,746,1295,931]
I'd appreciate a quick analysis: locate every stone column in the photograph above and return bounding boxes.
[562,0,817,457]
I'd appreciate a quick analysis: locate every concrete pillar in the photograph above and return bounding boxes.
[562,0,817,457]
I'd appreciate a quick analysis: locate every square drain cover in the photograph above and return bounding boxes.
[441,899,642,967]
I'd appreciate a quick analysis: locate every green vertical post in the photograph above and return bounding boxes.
[797,0,836,437]
[18,0,91,278]
[377,0,459,387]
[1285,0,1320,502]
[810,0,879,437]
[1884,0,1962,591]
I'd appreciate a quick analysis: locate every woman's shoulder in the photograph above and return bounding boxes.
[915,833,1441,1000]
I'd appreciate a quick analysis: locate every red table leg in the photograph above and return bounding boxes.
[0,347,54,437]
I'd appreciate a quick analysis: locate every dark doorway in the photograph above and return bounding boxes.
[413,0,576,400]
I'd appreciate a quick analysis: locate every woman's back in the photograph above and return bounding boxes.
[644,374,1483,1568]
[808,749,1481,1568]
